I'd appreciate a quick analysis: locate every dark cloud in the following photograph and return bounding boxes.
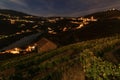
[0,0,120,16]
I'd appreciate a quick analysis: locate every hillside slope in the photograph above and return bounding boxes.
[0,35,120,80]
[49,18,120,46]
[48,10,120,46]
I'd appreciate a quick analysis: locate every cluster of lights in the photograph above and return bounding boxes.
[1,45,36,54]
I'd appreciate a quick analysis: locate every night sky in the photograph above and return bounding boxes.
[0,0,120,16]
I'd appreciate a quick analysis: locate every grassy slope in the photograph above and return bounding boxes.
[0,34,120,80]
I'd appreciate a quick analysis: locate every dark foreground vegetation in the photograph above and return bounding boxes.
[0,34,120,80]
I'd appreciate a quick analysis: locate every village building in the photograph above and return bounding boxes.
[0,32,57,54]
[36,38,57,53]
[1,38,57,54]
[10,19,16,24]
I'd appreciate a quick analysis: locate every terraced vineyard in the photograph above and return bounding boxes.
[0,34,120,80]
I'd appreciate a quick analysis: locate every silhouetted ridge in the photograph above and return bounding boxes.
[85,9,120,19]
[0,9,30,16]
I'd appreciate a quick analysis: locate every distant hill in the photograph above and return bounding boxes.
[85,9,120,19]
[0,9,39,35]
[0,9,120,46]
[0,9,30,17]
[47,10,120,46]
[48,19,120,45]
